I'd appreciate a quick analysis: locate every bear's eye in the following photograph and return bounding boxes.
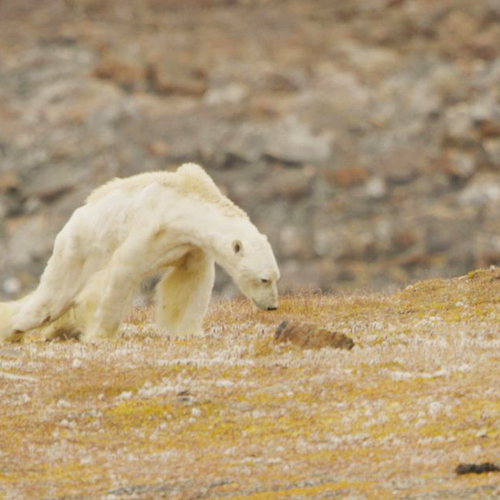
[232,240,242,254]
[261,278,269,284]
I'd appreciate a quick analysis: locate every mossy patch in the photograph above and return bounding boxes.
[2,269,500,498]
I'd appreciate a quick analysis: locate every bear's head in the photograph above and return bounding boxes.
[221,234,280,311]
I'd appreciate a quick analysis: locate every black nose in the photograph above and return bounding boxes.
[267,306,278,311]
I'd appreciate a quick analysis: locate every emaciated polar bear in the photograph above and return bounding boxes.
[0,163,280,343]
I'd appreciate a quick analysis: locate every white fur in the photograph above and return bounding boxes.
[0,163,280,343]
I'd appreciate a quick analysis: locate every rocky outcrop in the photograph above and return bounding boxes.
[1,0,500,299]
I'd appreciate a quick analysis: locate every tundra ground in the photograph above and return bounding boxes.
[2,269,500,499]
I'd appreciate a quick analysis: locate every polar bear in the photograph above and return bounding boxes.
[0,163,280,343]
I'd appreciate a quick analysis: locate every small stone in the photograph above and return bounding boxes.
[37,184,74,203]
[442,149,476,179]
[444,103,476,144]
[484,138,500,166]
[148,58,207,97]
[393,229,419,250]
[0,171,21,193]
[147,140,170,157]
[93,53,147,92]
[438,10,479,53]
[2,277,21,296]
[262,168,312,201]
[327,166,369,188]
[365,176,387,199]
[477,119,500,138]
[264,117,333,165]
[274,321,354,350]
[204,82,249,106]
[459,174,500,205]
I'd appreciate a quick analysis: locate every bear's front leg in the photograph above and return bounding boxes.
[155,248,215,337]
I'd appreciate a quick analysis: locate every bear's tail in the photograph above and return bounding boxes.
[0,299,25,343]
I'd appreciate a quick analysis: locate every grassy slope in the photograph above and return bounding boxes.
[1,269,500,499]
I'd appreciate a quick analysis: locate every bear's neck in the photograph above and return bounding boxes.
[174,204,252,272]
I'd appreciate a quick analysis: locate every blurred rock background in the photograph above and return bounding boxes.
[1,0,500,300]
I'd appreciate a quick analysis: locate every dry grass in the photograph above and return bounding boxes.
[2,269,500,498]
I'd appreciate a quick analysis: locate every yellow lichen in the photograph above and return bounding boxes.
[2,268,500,498]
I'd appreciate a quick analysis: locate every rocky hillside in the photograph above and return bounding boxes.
[1,0,500,299]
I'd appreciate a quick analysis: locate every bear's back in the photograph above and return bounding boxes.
[86,163,248,219]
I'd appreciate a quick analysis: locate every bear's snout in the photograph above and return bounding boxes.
[252,298,278,311]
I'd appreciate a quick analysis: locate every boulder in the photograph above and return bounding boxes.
[274,321,354,350]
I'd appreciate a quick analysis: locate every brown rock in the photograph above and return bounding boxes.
[455,462,500,475]
[437,149,476,179]
[396,250,430,269]
[438,10,479,56]
[393,229,419,250]
[147,59,208,97]
[477,120,500,138]
[93,54,148,92]
[262,168,312,201]
[37,184,74,203]
[469,26,500,61]
[326,166,369,188]
[274,321,354,350]
[0,171,21,193]
[147,140,170,157]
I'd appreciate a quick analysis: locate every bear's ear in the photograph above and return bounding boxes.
[232,240,243,255]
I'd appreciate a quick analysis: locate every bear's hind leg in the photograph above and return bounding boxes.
[9,211,102,338]
[41,308,81,341]
[80,265,136,343]
[0,300,26,343]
